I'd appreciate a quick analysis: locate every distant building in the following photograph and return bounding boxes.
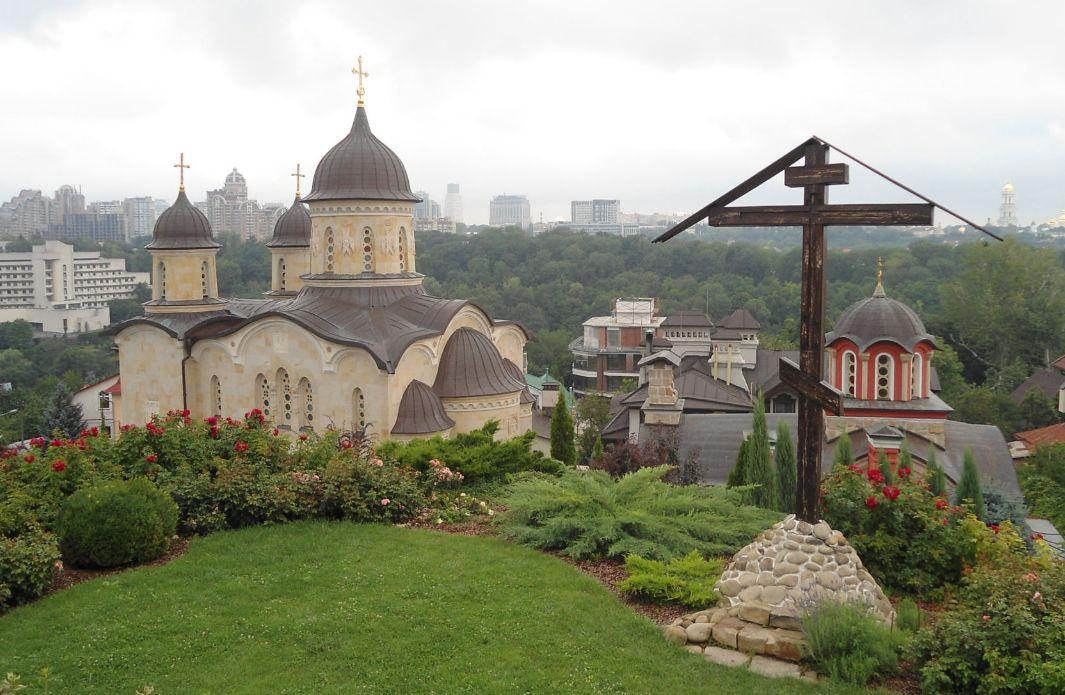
[562,222,640,237]
[123,197,157,238]
[89,200,124,216]
[0,240,149,333]
[53,185,85,225]
[444,183,463,224]
[413,190,454,233]
[46,212,127,243]
[0,190,52,237]
[489,194,531,229]
[196,168,284,241]
[998,182,1017,227]
[570,297,665,397]
[571,199,619,225]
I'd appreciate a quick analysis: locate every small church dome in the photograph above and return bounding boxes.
[391,379,455,435]
[145,189,221,250]
[1003,181,1014,193]
[433,328,525,398]
[266,196,311,248]
[303,106,421,203]
[827,282,935,352]
[226,168,245,185]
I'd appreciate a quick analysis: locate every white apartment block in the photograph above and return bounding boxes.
[489,194,531,229]
[571,199,620,225]
[0,241,149,333]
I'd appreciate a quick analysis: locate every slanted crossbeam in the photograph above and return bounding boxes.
[705,203,933,227]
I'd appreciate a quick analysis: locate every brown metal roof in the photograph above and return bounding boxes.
[266,195,310,248]
[302,106,421,203]
[661,310,713,328]
[826,285,936,352]
[502,358,536,404]
[433,328,525,398]
[145,189,221,250]
[391,379,454,435]
[717,308,761,331]
[1011,368,1065,404]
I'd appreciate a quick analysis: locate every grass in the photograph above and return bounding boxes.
[0,522,867,694]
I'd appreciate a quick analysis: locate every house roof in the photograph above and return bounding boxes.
[661,310,713,328]
[1015,422,1065,449]
[1011,368,1065,404]
[717,308,761,331]
[1051,355,1065,371]
[621,365,751,412]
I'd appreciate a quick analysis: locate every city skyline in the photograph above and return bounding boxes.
[3,2,1065,225]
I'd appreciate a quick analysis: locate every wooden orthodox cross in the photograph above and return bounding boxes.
[655,138,940,522]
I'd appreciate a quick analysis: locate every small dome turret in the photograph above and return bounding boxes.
[827,281,935,352]
[145,189,220,250]
[433,328,525,398]
[266,195,311,248]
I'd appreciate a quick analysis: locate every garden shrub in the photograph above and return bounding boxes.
[0,526,60,610]
[56,478,178,568]
[800,601,905,685]
[497,466,781,560]
[895,598,922,633]
[1019,443,1065,532]
[377,423,563,483]
[618,551,723,607]
[821,464,1022,596]
[911,549,1065,694]
[316,456,427,523]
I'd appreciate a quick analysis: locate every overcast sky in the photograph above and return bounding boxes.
[2,0,1063,226]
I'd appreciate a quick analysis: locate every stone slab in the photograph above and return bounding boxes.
[704,645,751,668]
[749,655,803,679]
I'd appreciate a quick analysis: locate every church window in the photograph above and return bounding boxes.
[842,351,857,397]
[298,378,313,430]
[353,387,366,429]
[911,353,923,399]
[398,227,407,272]
[256,373,271,420]
[277,368,292,426]
[201,261,209,299]
[326,227,335,272]
[362,227,373,272]
[211,375,222,417]
[279,257,287,291]
[876,353,894,400]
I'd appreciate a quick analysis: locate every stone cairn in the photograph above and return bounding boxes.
[663,515,894,678]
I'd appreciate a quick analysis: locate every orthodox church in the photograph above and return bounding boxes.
[602,269,1020,498]
[108,75,531,441]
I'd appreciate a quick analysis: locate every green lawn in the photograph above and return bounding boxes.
[0,522,867,694]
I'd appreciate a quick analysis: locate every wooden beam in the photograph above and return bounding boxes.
[779,357,844,416]
[704,203,934,227]
[652,137,820,243]
[785,163,849,187]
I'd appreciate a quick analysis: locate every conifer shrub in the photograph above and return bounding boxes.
[497,466,781,560]
[833,435,854,470]
[726,438,750,488]
[775,421,796,514]
[618,551,723,607]
[895,598,923,633]
[549,397,576,466]
[745,398,778,510]
[955,449,986,521]
[800,601,905,685]
[927,449,947,497]
[56,478,178,568]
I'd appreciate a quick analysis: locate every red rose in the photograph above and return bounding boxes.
[898,467,911,478]
[206,416,218,426]
[24,454,35,463]
[865,496,879,509]
[182,409,191,417]
[52,460,67,472]
[272,428,280,436]
[234,441,249,453]
[935,498,948,509]
[50,439,64,448]
[882,486,901,501]
[145,454,158,463]
[989,524,1000,534]
[209,425,220,439]
[867,469,885,484]
[847,464,863,474]
[299,434,308,441]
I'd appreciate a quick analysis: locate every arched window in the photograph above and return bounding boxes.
[201,260,209,299]
[362,227,373,273]
[842,351,857,397]
[298,378,313,431]
[325,227,335,272]
[911,352,923,399]
[277,368,292,427]
[158,261,167,300]
[352,387,366,429]
[398,227,407,272]
[256,373,271,420]
[278,257,287,291]
[876,353,895,400]
[211,375,222,417]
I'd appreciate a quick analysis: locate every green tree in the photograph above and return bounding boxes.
[954,449,986,521]
[1019,388,1060,431]
[0,319,34,350]
[727,438,750,488]
[41,382,84,439]
[878,449,894,486]
[575,395,611,431]
[0,349,35,388]
[590,435,604,464]
[927,449,947,497]
[951,386,1023,437]
[746,398,778,510]
[833,434,854,469]
[549,397,576,466]
[775,421,796,514]
[5,236,34,252]
[898,439,913,473]
[577,426,600,466]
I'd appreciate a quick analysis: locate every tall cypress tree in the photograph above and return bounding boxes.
[727,438,750,488]
[42,382,84,439]
[549,396,576,466]
[955,449,986,520]
[928,449,947,497]
[775,421,797,514]
[746,398,778,510]
[898,439,913,473]
[833,435,854,469]
[878,449,895,485]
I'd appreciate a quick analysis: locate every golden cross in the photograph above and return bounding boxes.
[291,163,305,197]
[173,152,190,191]
[877,256,884,284]
[352,55,369,106]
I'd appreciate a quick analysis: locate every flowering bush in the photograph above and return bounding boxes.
[418,490,492,525]
[0,526,60,611]
[911,547,1065,694]
[821,464,1023,596]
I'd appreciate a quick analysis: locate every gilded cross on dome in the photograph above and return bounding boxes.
[352,56,369,106]
[173,152,190,191]
[291,163,304,198]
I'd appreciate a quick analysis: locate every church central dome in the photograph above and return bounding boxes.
[302,106,420,203]
[827,282,935,351]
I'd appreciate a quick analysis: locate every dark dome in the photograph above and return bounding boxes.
[266,195,311,248]
[302,106,420,203]
[826,283,936,352]
[391,379,454,435]
[502,358,536,405]
[434,328,525,398]
[145,189,220,250]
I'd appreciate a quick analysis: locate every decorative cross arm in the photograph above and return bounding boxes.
[705,203,933,227]
[779,357,843,416]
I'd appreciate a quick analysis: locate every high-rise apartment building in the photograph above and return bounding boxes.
[571,199,619,224]
[444,183,463,224]
[0,190,52,237]
[196,168,284,240]
[123,197,157,238]
[489,194,531,229]
[53,185,85,225]
[47,212,128,243]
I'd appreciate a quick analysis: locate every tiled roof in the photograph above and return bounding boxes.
[1015,421,1065,449]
